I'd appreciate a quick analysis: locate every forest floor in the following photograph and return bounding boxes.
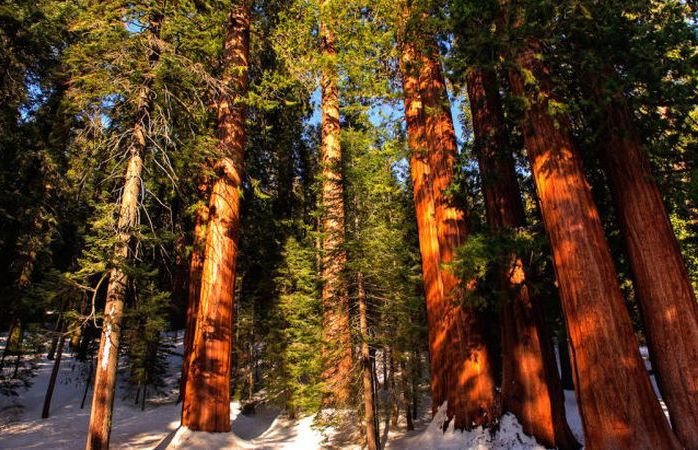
[5,331,663,449]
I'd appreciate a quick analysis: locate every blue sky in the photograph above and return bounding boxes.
[306,88,467,145]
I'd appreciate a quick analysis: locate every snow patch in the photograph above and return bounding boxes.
[101,323,112,371]
[391,403,547,450]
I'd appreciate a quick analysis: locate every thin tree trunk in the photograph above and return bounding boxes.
[399,31,498,429]
[181,2,250,432]
[358,273,379,450]
[466,67,578,449]
[319,0,352,407]
[505,34,681,449]
[47,316,63,360]
[411,349,419,421]
[81,360,94,409]
[590,77,698,449]
[42,328,66,418]
[86,9,162,448]
[400,358,414,431]
[382,348,388,390]
[390,352,398,428]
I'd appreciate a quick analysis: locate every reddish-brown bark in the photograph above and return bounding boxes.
[181,2,250,432]
[506,37,681,449]
[467,67,578,449]
[319,1,353,406]
[400,35,498,429]
[595,84,698,449]
[178,193,208,404]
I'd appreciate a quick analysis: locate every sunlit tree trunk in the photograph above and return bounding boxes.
[401,39,446,417]
[505,36,681,449]
[593,79,698,449]
[86,97,147,450]
[181,2,250,432]
[86,9,164,446]
[319,0,353,406]
[467,67,578,449]
[358,272,379,450]
[178,188,208,404]
[399,33,498,428]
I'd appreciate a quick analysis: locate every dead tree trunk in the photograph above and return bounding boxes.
[86,10,163,449]
[466,67,578,449]
[591,78,698,449]
[319,0,353,407]
[86,6,163,450]
[504,34,681,449]
[399,28,498,429]
[181,1,250,433]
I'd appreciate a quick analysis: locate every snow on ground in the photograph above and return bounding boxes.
[389,405,546,450]
[1,332,595,449]
[166,405,327,450]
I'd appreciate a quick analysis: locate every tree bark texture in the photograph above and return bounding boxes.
[399,34,498,429]
[86,90,152,450]
[466,67,578,449]
[178,193,208,404]
[319,0,353,407]
[86,8,164,448]
[506,37,681,450]
[594,81,698,449]
[181,1,250,432]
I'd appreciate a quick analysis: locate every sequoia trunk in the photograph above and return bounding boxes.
[399,32,498,428]
[595,82,698,449]
[319,0,353,406]
[506,37,681,449]
[178,194,208,403]
[466,67,578,449]
[181,2,250,432]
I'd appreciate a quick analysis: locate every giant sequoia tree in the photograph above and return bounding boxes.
[318,0,353,406]
[568,5,698,447]
[465,66,578,449]
[398,4,498,429]
[497,3,682,448]
[181,0,251,432]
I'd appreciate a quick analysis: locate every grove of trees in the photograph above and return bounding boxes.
[0,0,696,449]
